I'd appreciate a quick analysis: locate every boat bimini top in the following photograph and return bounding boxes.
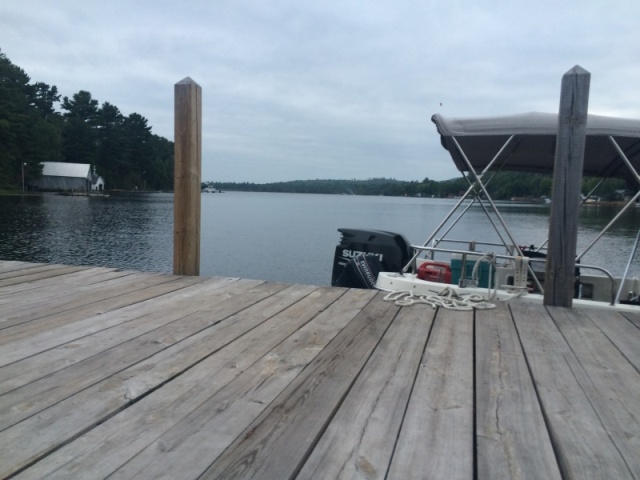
[431,112,640,179]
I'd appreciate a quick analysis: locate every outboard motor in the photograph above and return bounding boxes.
[331,228,412,289]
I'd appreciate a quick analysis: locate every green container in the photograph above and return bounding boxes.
[450,254,494,288]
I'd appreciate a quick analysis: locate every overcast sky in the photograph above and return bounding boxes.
[2,1,640,183]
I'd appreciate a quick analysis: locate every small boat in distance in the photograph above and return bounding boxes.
[332,112,640,311]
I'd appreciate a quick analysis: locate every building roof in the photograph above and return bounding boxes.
[41,162,92,179]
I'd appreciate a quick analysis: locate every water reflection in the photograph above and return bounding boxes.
[0,193,173,272]
[0,192,637,285]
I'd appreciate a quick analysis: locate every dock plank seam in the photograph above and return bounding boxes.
[0,280,288,430]
[382,305,436,479]
[1,261,638,480]
[288,292,402,479]
[0,277,243,366]
[198,292,398,479]
[0,284,333,478]
[506,302,566,479]
[78,286,355,479]
[0,273,207,331]
[510,302,634,479]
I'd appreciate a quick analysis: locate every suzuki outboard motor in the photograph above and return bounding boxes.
[331,228,412,288]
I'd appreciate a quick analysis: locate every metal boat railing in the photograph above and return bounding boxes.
[410,244,621,305]
[419,239,545,293]
[525,258,618,305]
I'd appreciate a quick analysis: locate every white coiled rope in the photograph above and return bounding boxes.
[383,288,496,310]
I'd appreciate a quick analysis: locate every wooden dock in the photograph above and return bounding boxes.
[1,260,639,479]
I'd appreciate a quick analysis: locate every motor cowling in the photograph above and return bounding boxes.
[331,228,412,288]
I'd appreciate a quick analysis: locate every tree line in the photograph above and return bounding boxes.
[209,176,548,198]
[0,49,173,191]
[209,173,628,200]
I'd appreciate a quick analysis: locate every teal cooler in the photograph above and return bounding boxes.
[450,254,494,288]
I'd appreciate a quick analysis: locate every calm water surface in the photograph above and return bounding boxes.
[0,192,638,285]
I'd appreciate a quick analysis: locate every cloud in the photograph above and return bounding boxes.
[2,0,640,182]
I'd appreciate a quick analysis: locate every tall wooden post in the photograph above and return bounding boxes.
[173,77,202,275]
[544,66,590,307]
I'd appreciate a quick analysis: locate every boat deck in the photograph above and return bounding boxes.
[1,260,639,479]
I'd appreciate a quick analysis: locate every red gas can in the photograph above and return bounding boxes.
[417,261,452,284]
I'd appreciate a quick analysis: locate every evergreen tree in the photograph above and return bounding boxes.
[122,113,153,189]
[95,101,125,189]
[0,50,54,188]
[0,50,174,191]
[61,90,99,165]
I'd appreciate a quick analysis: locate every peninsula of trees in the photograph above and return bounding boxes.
[0,50,173,191]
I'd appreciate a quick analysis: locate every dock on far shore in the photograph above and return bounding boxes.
[0,260,639,479]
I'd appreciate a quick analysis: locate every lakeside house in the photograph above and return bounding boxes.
[30,162,105,192]
[91,169,105,192]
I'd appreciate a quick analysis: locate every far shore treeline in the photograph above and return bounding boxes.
[1,50,630,200]
[207,173,628,200]
[208,176,530,198]
[0,49,173,191]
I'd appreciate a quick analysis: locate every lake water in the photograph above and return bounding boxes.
[1,191,638,285]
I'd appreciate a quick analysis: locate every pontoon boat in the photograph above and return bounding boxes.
[332,112,640,311]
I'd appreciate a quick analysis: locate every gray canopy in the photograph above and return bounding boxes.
[431,112,640,179]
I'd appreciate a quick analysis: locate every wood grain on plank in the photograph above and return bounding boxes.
[387,307,474,480]
[0,265,88,288]
[0,276,235,366]
[0,272,183,329]
[0,266,132,297]
[548,306,640,475]
[7,285,345,479]
[0,279,288,431]
[588,309,640,370]
[298,302,436,480]
[475,302,561,480]
[196,291,398,480]
[511,301,633,479]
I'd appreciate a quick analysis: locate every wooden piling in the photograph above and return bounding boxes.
[544,66,590,307]
[173,77,202,276]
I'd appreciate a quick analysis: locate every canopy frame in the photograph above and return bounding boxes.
[403,113,640,299]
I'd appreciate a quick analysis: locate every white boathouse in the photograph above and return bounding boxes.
[31,162,105,192]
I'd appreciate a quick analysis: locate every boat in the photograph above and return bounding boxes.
[331,112,640,311]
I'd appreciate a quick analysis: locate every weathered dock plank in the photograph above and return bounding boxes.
[0,260,45,274]
[8,284,348,479]
[0,280,318,478]
[387,307,474,479]
[0,276,233,366]
[0,278,262,396]
[588,309,640,369]
[1,261,638,480]
[297,302,436,480]
[476,302,561,480]
[510,301,634,479]
[621,310,640,330]
[0,266,133,297]
[0,271,185,329]
[0,278,289,430]
[0,264,88,288]
[548,306,640,475]
[0,261,52,276]
[198,291,398,480]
